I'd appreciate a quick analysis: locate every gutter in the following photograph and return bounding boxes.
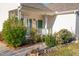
[44,9,79,16]
[55,9,79,15]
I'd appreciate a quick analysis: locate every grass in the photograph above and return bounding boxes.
[48,42,79,56]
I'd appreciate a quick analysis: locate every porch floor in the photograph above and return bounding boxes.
[0,42,46,56]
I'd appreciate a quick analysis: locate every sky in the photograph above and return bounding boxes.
[0,3,19,31]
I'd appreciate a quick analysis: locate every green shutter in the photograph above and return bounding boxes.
[29,19,32,28]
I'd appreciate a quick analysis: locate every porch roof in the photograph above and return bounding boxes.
[21,3,79,15]
[46,3,79,12]
[21,3,79,11]
[21,3,52,12]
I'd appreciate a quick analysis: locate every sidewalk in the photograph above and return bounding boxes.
[0,42,46,56]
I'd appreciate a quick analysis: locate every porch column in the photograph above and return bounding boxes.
[17,6,22,20]
[44,16,48,35]
[45,16,47,29]
[23,16,27,27]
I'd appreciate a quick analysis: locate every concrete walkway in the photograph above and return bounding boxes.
[0,42,46,56]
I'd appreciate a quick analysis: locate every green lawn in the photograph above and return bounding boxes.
[48,42,79,56]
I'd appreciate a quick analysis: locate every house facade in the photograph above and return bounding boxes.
[9,3,79,38]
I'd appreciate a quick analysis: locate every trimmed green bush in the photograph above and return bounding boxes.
[44,35,57,47]
[54,29,73,44]
[2,16,27,48]
[59,29,73,44]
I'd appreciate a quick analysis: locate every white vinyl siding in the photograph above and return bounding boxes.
[52,14,76,34]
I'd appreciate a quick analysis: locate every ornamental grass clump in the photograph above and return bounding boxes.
[30,28,42,43]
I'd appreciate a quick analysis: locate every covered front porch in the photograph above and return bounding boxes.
[22,14,56,35]
[18,4,56,35]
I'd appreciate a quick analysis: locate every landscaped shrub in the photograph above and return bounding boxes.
[30,28,42,43]
[44,35,57,47]
[59,29,73,44]
[54,29,73,44]
[2,16,27,48]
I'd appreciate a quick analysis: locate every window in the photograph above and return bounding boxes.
[27,19,32,34]
[27,19,32,29]
[37,20,43,28]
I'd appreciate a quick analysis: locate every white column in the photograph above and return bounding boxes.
[17,6,20,20]
[23,16,27,27]
[17,6,22,20]
[44,16,48,35]
[45,16,47,29]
